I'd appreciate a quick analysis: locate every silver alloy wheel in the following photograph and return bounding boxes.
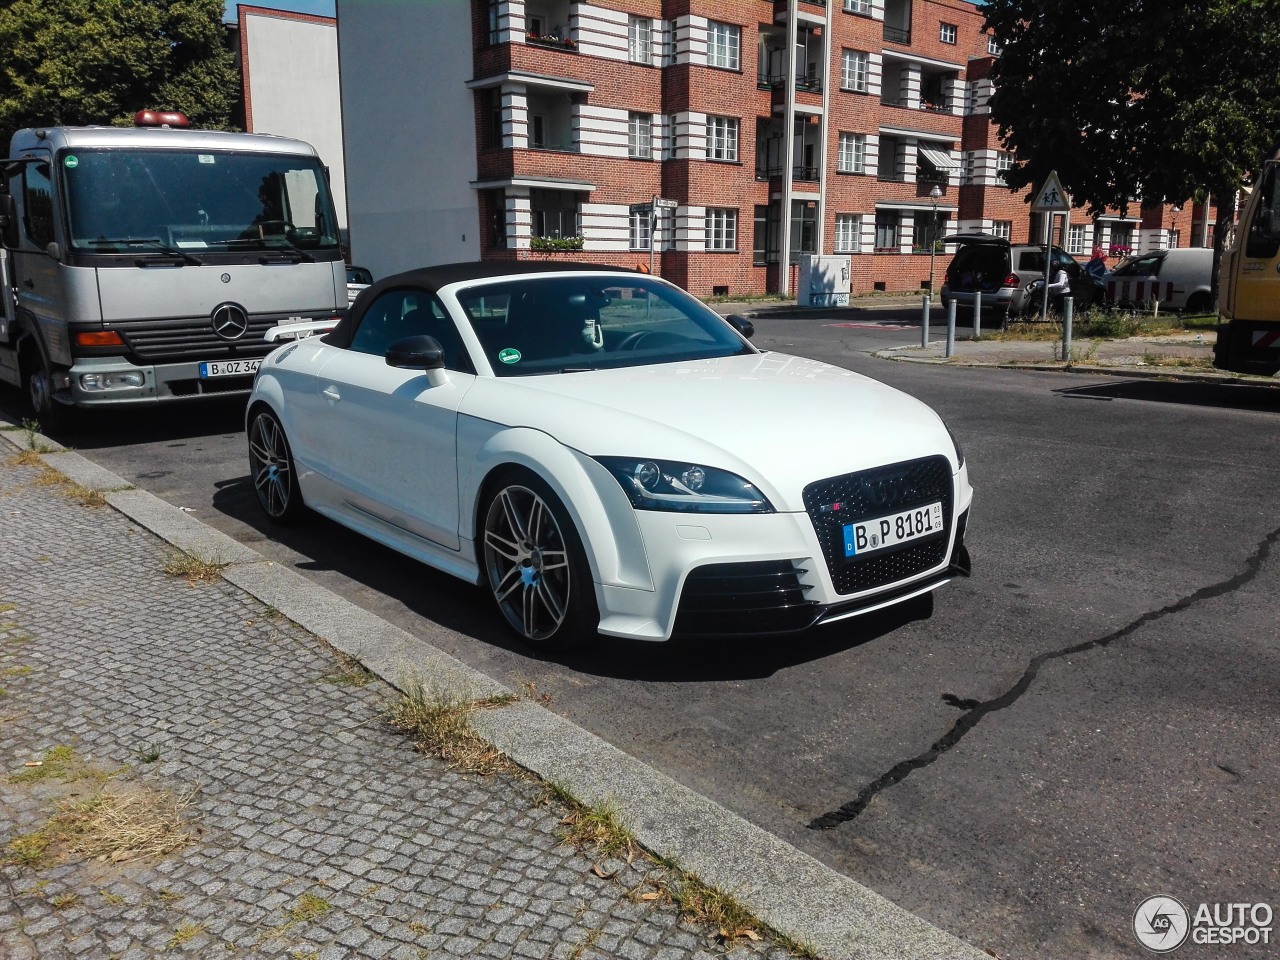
[483,484,572,642]
[248,411,294,520]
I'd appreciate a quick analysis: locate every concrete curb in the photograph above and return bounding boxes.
[0,425,987,960]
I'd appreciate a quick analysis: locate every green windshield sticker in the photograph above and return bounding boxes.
[64,156,78,168]
[198,154,215,164]
[498,348,522,365]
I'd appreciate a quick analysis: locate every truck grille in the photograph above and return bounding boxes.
[114,314,285,362]
[802,456,953,595]
[672,561,818,636]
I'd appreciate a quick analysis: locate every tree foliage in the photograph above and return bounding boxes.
[0,0,238,144]
[984,0,1280,227]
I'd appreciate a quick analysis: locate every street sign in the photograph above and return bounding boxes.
[653,197,678,209]
[1032,170,1070,212]
[629,203,652,215]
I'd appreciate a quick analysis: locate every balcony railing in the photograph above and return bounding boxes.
[883,25,911,44]
[881,97,955,113]
[756,164,822,182]
[877,171,908,183]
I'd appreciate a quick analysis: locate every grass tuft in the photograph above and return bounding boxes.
[162,551,228,584]
[167,922,206,948]
[321,652,375,688]
[387,680,512,775]
[671,874,764,946]
[559,799,636,860]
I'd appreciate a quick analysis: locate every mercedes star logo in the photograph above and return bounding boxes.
[211,303,249,341]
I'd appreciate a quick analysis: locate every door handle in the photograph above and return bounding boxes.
[322,386,341,402]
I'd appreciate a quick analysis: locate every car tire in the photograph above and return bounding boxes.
[20,341,70,434]
[1185,292,1212,315]
[481,469,599,652]
[247,405,304,524]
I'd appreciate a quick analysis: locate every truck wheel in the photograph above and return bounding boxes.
[20,345,69,434]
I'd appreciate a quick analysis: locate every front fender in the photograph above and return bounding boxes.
[459,419,654,593]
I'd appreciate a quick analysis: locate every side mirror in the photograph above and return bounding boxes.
[0,194,15,249]
[386,334,448,387]
[726,314,754,339]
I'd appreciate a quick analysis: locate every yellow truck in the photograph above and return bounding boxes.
[1217,157,1280,375]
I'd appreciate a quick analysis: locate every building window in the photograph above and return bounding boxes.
[992,220,1011,240]
[996,150,1014,172]
[707,21,740,70]
[705,207,737,250]
[1170,229,1180,248]
[987,35,1002,55]
[629,113,653,159]
[665,19,678,64]
[629,16,652,64]
[874,210,900,251]
[1067,224,1086,254]
[835,214,862,252]
[630,210,651,250]
[843,0,871,13]
[840,49,869,93]
[940,23,957,44]
[913,212,949,251]
[837,133,866,174]
[791,201,817,259]
[486,190,507,249]
[487,0,500,44]
[1109,224,1134,256]
[706,116,739,162]
[481,90,503,148]
[530,188,580,238]
[753,205,769,264]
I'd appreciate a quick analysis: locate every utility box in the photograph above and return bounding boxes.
[797,254,852,307]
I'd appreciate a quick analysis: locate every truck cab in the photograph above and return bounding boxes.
[1217,156,1280,375]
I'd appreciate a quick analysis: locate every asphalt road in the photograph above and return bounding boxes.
[10,307,1279,960]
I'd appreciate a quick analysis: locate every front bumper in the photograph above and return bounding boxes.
[63,356,259,407]
[593,468,973,642]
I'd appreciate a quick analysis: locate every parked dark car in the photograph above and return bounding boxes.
[941,234,1099,324]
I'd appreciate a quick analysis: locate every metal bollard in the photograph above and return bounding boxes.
[946,299,956,358]
[973,290,982,339]
[1062,295,1074,364]
[921,294,931,348]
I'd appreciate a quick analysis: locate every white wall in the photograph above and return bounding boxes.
[241,10,348,227]
[335,0,479,277]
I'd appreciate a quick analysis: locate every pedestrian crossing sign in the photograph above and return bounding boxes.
[1032,170,1070,212]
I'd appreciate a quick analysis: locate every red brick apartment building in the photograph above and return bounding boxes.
[336,0,1218,296]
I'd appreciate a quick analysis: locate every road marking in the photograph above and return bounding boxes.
[825,321,918,330]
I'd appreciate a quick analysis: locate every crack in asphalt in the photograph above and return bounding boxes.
[808,523,1280,831]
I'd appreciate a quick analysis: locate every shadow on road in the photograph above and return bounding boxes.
[1055,378,1280,412]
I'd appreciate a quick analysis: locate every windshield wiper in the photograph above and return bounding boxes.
[82,237,203,266]
[258,238,315,264]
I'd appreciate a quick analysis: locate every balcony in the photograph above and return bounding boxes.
[884,25,911,44]
[525,32,578,52]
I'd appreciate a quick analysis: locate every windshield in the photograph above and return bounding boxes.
[60,148,340,254]
[454,275,755,376]
[1109,254,1164,277]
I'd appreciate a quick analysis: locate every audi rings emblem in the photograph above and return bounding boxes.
[211,303,250,341]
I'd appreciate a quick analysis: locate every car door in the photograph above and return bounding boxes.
[315,288,475,551]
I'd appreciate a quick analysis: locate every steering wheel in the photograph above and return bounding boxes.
[617,331,651,351]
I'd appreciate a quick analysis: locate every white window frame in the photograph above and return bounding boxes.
[628,112,653,159]
[987,35,1002,55]
[630,210,651,250]
[996,150,1014,172]
[835,214,862,253]
[837,132,866,174]
[940,23,957,44]
[707,21,740,70]
[705,208,737,251]
[1067,224,1086,255]
[843,0,871,13]
[992,220,1012,240]
[628,16,653,65]
[841,49,869,93]
[706,116,739,162]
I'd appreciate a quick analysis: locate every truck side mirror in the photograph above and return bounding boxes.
[0,194,16,249]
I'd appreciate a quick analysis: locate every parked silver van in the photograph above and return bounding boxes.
[1103,248,1213,313]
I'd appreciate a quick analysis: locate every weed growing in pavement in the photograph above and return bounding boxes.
[0,665,32,679]
[136,744,161,764]
[20,419,56,453]
[387,679,516,775]
[321,651,375,688]
[559,798,637,860]
[668,873,768,946]
[1139,352,1215,369]
[162,550,228,584]
[167,922,207,948]
[49,892,79,909]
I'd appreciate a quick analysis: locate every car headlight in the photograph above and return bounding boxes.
[595,457,774,514]
[944,422,966,469]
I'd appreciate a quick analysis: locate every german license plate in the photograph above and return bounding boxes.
[199,358,261,378]
[844,502,944,558]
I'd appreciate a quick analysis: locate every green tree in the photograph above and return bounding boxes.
[984,0,1280,253]
[0,0,237,144]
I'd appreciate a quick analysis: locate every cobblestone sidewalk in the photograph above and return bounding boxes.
[0,452,787,960]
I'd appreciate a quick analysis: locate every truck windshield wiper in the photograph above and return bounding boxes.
[83,237,203,266]
[258,238,315,263]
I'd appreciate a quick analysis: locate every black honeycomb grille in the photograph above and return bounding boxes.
[802,455,952,595]
[672,560,819,636]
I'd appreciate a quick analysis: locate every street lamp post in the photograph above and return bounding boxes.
[927,183,944,297]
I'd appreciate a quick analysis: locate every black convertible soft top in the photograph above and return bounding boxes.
[326,261,638,349]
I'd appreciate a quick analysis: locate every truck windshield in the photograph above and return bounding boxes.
[60,148,340,255]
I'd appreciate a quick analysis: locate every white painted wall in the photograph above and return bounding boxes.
[335,0,479,277]
[241,10,348,227]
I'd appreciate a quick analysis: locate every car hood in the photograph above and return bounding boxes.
[460,352,956,510]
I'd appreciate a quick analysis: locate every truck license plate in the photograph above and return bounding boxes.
[199,359,262,378]
[843,502,944,558]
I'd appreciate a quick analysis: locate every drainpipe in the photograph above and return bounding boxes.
[779,0,798,296]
